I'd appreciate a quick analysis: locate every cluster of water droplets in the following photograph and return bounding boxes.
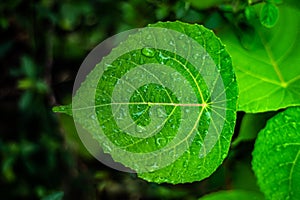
[72,25,228,174]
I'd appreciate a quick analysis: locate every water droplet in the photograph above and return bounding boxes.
[156,138,164,146]
[169,40,175,46]
[157,107,167,118]
[183,160,188,168]
[114,140,121,146]
[279,163,286,167]
[205,111,211,118]
[221,154,227,159]
[156,51,170,64]
[178,34,185,40]
[202,54,209,60]
[282,143,289,148]
[136,125,146,133]
[152,162,159,169]
[105,63,114,68]
[199,152,205,158]
[275,145,281,151]
[103,143,112,151]
[146,34,152,40]
[193,53,200,59]
[291,122,297,129]
[141,47,156,57]
[116,60,123,67]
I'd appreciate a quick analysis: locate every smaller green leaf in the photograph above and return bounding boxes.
[260,3,279,28]
[218,2,300,112]
[199,190,265,200]
[252,107,300,200]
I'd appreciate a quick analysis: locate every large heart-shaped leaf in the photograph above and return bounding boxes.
[54,21,238,184]
[219,2,300,113]
[252,106,300,199]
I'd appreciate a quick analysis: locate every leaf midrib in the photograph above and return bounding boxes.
[288,149,300,198]
[258,30,287,88]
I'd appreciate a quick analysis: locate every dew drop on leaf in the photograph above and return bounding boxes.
[193,53,200,59]
[178,34,185,40]
[135,125,146,133]
[64,21,238,184]
[156,137,166,147]
[169,40,175,46]
[141,47,156,57]
[275,145,281,151]
[156,51,170,64]
[156,107,167,118]
[183,160,188,168]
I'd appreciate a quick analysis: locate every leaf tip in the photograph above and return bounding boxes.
[52,104,73,116]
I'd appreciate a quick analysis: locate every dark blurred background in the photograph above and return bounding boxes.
[0,0,261,199]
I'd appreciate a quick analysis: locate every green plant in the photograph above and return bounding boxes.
[52,0,299,199]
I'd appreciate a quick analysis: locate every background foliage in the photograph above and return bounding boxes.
[0,0,298,199]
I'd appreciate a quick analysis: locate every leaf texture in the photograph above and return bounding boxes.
[59,21,238,183]
[252,107,300,200]
[219,2,300,113]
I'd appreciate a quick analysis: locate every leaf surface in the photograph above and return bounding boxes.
[56,21,238,183]
[219,3,300,112]
[260,3,279,28]
[252,107,300,200]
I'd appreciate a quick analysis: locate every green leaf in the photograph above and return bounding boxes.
[58,21,238,184]
[199,190,265,200]
[252,107,300,200]
[218,3,300,112]
[260,3,279,28]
